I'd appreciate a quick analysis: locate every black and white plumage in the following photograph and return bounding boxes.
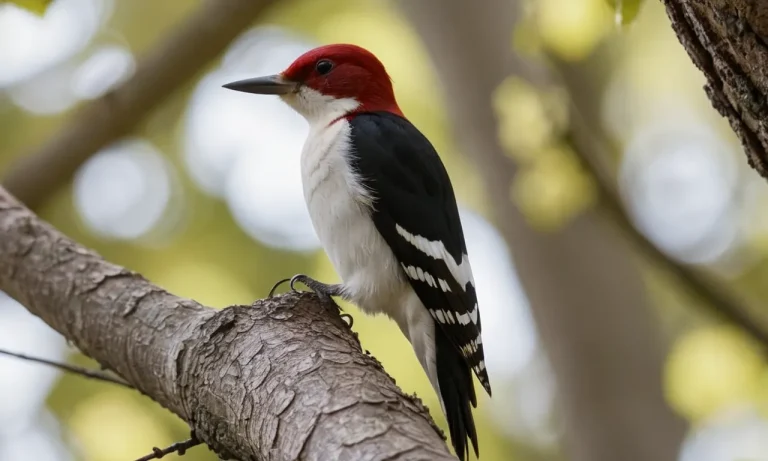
[348,112,491,458]
[222,43,491,460]
[348,111,491,395]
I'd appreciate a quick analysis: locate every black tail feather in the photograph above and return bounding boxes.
[435,325,478,460]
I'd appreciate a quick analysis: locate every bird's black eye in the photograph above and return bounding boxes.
[315,59,334,75]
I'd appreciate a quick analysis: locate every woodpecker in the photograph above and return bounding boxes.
[223,44,491,460]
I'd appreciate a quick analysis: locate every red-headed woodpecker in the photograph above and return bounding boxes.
[224,44,491,460]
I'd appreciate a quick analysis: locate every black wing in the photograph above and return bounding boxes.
[348,111,491,460]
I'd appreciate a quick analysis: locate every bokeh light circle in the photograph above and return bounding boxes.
[620,123,739,264]
[679,406,768,461]
[73,139,174,241]
[0,0,112,88]
[71,44,135,100]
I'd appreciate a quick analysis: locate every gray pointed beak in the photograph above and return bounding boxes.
[222,74,298,95]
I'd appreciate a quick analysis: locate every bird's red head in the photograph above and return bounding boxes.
[223,44,403,120]
[281,44,402,116]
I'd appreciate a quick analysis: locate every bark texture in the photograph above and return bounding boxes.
[399,2,687,461]
[661,0,768,177]
[0,187,452,461]
[2,0,279,210]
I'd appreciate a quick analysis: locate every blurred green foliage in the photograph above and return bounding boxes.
[493,76,597,231]
[604,0,646,25]
[4,0,52,15]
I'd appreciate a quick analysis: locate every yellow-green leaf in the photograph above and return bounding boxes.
[604,0,644,26]
[3,0,53,15]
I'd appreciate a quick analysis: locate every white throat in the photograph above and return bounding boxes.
[280,86,359,128]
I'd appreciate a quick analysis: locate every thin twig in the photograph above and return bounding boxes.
[0,348,133,388]
[134,438,201,461]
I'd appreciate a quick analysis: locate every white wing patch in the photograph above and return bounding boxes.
[469,303,478,324]
[395,224,475,291]
[400,262,477,328]
[475,362,486,388]
[429,308,462,325]
[456,312,471,325]
[459,334,483,357]
[438,278,451,293]
[401,264,454,294]
[455,304,479,326]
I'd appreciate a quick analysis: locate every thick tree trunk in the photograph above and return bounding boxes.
[0,187,453,461]
[660,0,768,177]
[399,2,687,461]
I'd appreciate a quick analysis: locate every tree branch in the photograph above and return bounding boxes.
[0,186,452,460]
[660,0,768,177]
[1,0,278,210]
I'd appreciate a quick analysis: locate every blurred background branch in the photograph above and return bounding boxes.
[1,0,278,210]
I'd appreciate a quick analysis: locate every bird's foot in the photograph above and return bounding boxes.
[269,274,344,299]
[268,275,353,328]
[291,274,345,299]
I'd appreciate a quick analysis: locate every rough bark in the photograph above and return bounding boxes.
[0,186,452,461]
[1,0,279,210]
[399,2,687,461]
[660,0,768,177]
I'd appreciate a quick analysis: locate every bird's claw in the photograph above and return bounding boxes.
[340,313,354,328]
[289,274,311,293]
[270,274,341,301]
[268,275,314,298]
[268,278,291,298]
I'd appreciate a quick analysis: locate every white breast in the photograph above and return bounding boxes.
[300,119,406,316]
